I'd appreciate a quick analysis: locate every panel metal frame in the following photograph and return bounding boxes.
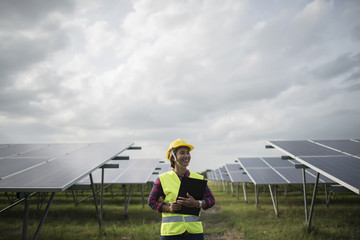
[0,142,136,240]
[268,139,360,231]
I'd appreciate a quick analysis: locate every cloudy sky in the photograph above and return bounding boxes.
[1,0,359,172]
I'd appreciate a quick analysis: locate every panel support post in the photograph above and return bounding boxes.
[22,194,30,240]
[123,184,133,216]
[307,172,320,230]
[89,173,101,228]
[268,185,278,216]
[255,185,259,206]
[141,184,145,208]
[302,168,308,223]
[243,183,248,203]
[32,192,55,240]
[236,183,239,200]
[100,167,105,225]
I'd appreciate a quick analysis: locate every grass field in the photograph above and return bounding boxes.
[0,183,359,240]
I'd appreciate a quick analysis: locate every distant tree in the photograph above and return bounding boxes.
[198,169,212,178]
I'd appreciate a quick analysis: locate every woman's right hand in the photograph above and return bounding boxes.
[168,200,181,213]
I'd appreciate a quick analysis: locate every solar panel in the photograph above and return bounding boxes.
[269,140,360,194]
[0,142,133,192]
[0,144,47,158]
[219,166,231,181]
[262,157,294,168]
[237,157,333,185]
[224,164,250,183]
[270,140,344,156]
[301,156,360,193]
[18,143,88,158]
[206,171,216,180]
[225,163,242,171]
[238,158,268,168]
[245,168,288,184]
[214,169,222,181]
[148,162,171,183]
[0,157,51,179]
[78,159,160,184]
[313,140,360,156]
[113,159,159,184]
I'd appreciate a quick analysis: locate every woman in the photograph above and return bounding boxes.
[148,138,215,240]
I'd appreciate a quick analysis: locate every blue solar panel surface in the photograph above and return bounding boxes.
[0,144,46,158]
[224,164,250,182]
[301,156,360,192]
[237,157,333,185]
[314,140,360,156]
[0,157,51,179]
[219,166,231,181]
[148,162,171,183]
[270,140,344,156]
[78,159,160,184]
[269,139,360,194]
[239,158,268,168]
[0,143,133,192]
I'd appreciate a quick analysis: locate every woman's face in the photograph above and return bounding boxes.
[175,147,191,167]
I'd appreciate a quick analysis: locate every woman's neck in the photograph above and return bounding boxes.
[173,166,187,176]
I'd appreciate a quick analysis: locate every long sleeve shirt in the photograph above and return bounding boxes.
[148,169,215,213]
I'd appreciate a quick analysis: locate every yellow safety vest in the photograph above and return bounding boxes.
[159,171,204,236]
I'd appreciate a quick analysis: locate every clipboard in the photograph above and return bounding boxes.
[175,177,207,215]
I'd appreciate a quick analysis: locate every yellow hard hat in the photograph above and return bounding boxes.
[166,138,194,160]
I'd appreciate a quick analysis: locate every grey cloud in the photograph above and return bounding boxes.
[0,0,74,30]
[0,67,76,120]
[311,52,360,81]
[0,31,69,87]
[0,1,73,88]
[353,24,360,41]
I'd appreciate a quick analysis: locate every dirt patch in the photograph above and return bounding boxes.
[202,205,243,240]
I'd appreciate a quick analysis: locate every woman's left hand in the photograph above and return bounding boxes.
[177,193,198,208]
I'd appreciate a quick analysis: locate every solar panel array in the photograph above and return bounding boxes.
[237,157,333,185]
[147,162,171,183]
[77,159,161,184]
[0,143,133,192]
[224,163,251,183]
[269,139,360,194]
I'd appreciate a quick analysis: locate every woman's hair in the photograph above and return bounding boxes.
[169,148,177,168]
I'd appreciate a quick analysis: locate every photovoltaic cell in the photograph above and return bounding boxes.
[262,157,294,168]
[239,158,268,168]
[245,168,288,184]
[148,163,171,183]
[218,166,231,181]
[0,157,51,179]
[225,164,250,183]
[238,157,333,185]
[79,159,160,184]
[269,140,344,156]
[227,171,251,182]
[225,163,243,172]
[313,140,360,156]
[269,139,360,194]
[114,159,159,184]
[301,156,360,193]
[0,142,133,192]
[19,143,88,158]
[0,144,47,158]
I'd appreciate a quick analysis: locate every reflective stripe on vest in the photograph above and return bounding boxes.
[162,215,201,223]
[159,171,204,236]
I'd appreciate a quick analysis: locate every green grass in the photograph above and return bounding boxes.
[0,183,359,239]
[206,183,360,240]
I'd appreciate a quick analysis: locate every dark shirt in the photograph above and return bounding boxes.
[148,169,215,213]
